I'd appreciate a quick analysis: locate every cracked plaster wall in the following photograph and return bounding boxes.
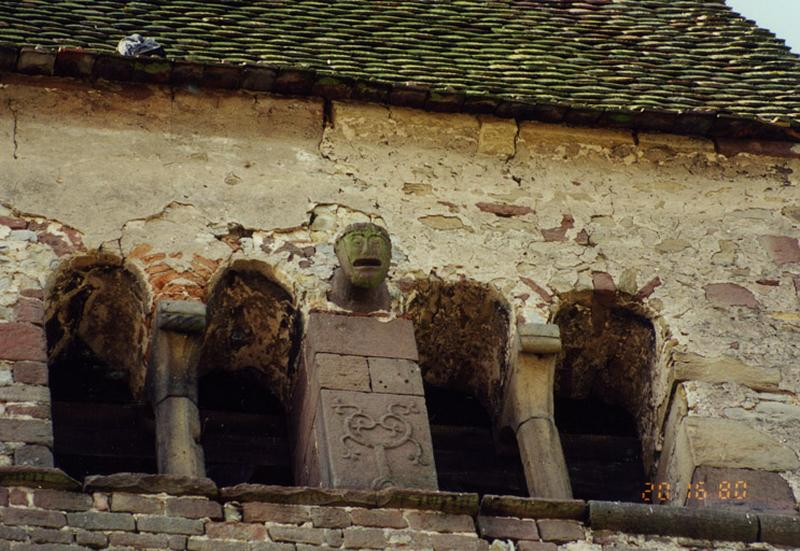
[1,75,800,500]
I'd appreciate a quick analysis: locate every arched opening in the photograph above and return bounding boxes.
[45,256,155,480]
[404,278,526,496]
[553,291,657,502]
[199,263,299,487]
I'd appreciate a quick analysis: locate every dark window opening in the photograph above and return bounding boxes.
[49,339,156,480]
[556,397,646,502]
[425,384,527,496]
[199,369,292,487]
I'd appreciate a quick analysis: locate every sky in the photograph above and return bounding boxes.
[726,0,800,54]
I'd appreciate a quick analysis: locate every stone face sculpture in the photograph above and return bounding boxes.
[334,223,392,289]
[329,222,392,312]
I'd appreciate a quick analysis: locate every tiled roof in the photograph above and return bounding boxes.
[1,0,800,139]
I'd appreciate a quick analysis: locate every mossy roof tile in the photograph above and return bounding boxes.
[1,0,799,130]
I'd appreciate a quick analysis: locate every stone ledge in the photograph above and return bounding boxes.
[759,513,800,547]
[221,484,479,515]
[0,466,80,491]
[83,473,217,498]
[589,500,758,542]
[480,495,587,521]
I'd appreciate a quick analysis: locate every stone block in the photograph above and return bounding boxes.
[760,235,800,265]
[136,514,204,535]
[0,525,26,541]
[108,532,174,548]
[0,419,53,445]
[368,358,424,395]
[350,507,408,528]
[165,496,222,519]
[83,473,217,497]
[0,323,46,361]
[204,521,267,540]
[75,530,108,547]
[477,515,539,540]
[341,526,388,549]
[268,525,342,546]
[479,495,587,520]
[14,298,44,325]
[188,538,249,551]
[589,501,757,542]
[242,502,310,524]
[14,445,54,467]
[517,542,558,551]
[67,511,134,531]
[110,493,164,514]
[1,506,66,527]
[317,389,437,490]
[759,513,800,546]
[0,384,51,402]
[33,490,92,511]
[536,519,585,542]
[673,353,780,389]
[249,543,296,551]
[686,417,800,471]
[29,528,73,544]
[688,466,795,512]
[310,506,352,528]
[405,510,474,533]
[477,116,517,158]
[305,312,418,361]
[315,353,371,391]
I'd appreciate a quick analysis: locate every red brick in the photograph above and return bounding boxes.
[205,522,267,541]
[0,323,46,361]
[478,516,539,541]
[6,404,51,418]
[704,283,760,309]
[760,235,800,265]
[592,272,616,293]
[350,507,408,528]
[243,502,310,524]
[9,488,28,506]
[1,506,66,527]
[405,510,475,533]
[20,289,44,300]
[0,488,7,506]
[33,489,93,511]
[536,519,585,543]
[0,216,27,229]
[476,202,533,217]
[166,496,222,519]
[13,298,44,325]
[13,361,48,385]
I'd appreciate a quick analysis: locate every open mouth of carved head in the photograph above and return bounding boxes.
[353,257,382,268]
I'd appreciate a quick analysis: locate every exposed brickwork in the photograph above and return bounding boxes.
[477,515,539,541]
[242,502,310,524]
[11,361,48,385]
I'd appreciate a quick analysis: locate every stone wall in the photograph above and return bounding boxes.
[1,72,800,517]
[0,476,794,550]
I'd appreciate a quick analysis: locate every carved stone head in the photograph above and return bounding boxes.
[334,223,392,289]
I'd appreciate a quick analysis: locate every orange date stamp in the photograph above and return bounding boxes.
[641,481,749,503]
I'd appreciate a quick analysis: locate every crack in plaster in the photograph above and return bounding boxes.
[7,99,18,160]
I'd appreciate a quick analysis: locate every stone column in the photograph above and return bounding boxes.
[292,312,438,491]
[500,323,572,499]
[148,300,206,478]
